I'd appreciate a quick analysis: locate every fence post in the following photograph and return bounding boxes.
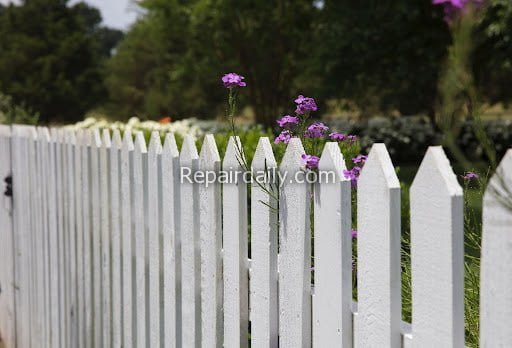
[199,134,223,348]
[0,125,15,348]
[410,146,464,347]
[279,138,311,347]
[314,142,353,347]
[250,137,278,348]
[480,149,512,346]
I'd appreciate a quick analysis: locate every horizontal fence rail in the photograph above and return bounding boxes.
[0,124,511,347]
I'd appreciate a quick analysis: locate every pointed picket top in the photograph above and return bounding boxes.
[318,142,347,179]
[50,127,60,142]
[163,132,179,157]
[280,138,305,173]
[411,146,462,196]
[199,134,220,169]
[148,131,162,154]
[180,134,199,164]
[122,130,134,151]
[38,127,51,143]
[223,136,245,169]
[111,129,122,149]
[251,137,276,171]
[481,149,512,347]
[101,129,111,149]
[66,128,77,145]
[484,149,512,202]
[91,128,102,149]
[359,143,399,188]
[134,131,147,154]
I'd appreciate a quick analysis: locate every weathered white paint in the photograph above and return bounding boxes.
[81,129,93,348]
[279,138,311,347]
[481,149,512,347]
[121,130,134,348]
[410,146,464,347]
[355,143,401,348]
[100,129,112,348]
[148,131,162,348]
[90,129,103,348]
[180,135,201,347]
[313,142,353,347]
[133,132,147,348]
[250,137,278,348]
[110,129,123,348]
[199,134,223,348]
[161,133,180,348]
[223,136,249,348]
[74,129,85,348]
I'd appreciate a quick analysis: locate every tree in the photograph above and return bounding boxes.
[0,0,123,123]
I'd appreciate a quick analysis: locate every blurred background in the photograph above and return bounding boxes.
[0,0,511,167]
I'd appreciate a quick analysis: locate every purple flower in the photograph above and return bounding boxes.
[346,135,358,143]
[351,229,358,239]
[343,166,362,188]
[352,154,368,165]
[302,154,320,169]
[277,115,300,128]
[222,73,246,88]
[305,122,329,138]
[294,95,318,115]
[463,172,478,181]
[432,0,484,22]
[329,132,346,141]
[274,130,293,144]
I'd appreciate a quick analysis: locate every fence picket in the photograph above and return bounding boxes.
[121,130,134,348]
[355,143,401,347]
[82,129,94,348]
[110,129,123,348]
[74,129,85,348]
[161,133,181,348]
[180,135,201,347]
[133,132,148,348]
[147,131,162,347]
[480,149,512,346]
[250,137,278,348]
[279,138,311,347]
[100,129,112,347]
[313,142,353,347]
[199,134,223,348]
[223,136,249,348]
[410,146,464,347]
[0,125,14,348]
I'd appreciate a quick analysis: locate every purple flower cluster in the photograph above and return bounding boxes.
[343,166,362,188]
[352,154,367,165]
[274,130,292,144]
[277,115,300,128]
[432,0,484,22]
[222,73,246,88]
[295,95,318,115]
[351,229,358,239]
[305,122,329,138]
[301,154,320,170]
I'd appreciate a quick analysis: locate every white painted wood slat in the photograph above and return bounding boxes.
[313,142,353,347]
[278,138,311,347]
[110,129,123,348]
[161,133,180,348]
[101,129,112,348]
[121,130,134,348]
[74,129,85,348]
[480,149,512,347]
[410,146,464,347]
[147,131,162,347]
[199,134,223,348]
[355,143,401,348]
[180,135,201,347]
[133,132,147,348]
[223,136,249,348]
[250,137,278,348]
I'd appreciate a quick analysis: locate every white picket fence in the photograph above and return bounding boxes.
[0,124,511,347]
